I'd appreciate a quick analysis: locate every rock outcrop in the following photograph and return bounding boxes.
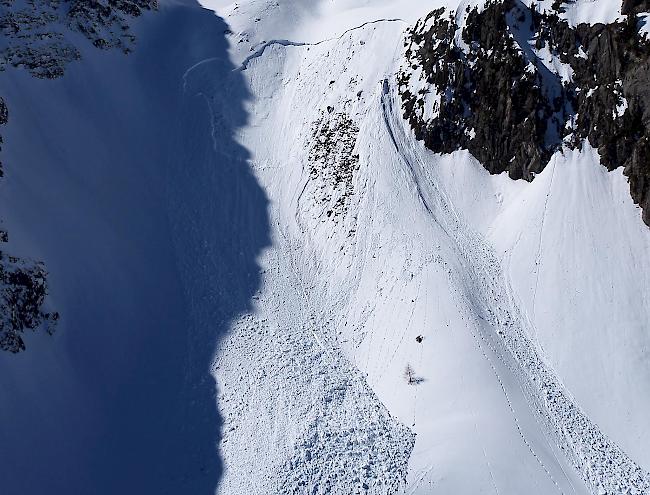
[400,0,650,226]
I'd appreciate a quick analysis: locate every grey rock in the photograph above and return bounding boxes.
[400,0,650,226]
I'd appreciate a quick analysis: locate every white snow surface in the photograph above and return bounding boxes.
[205,1,650,494]
[521,0,625,26]
[0,1,649,494]
[198,0,449,63]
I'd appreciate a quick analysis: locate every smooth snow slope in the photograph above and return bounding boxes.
[202,1,650,494]
[0,1,268,494]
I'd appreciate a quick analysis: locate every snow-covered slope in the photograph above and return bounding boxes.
[0,1,267,493]
[202,1,650,493]
[1,1,649,494]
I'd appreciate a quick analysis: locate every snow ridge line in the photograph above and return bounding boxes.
[237,18,406,71]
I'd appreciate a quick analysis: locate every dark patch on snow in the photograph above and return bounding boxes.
[309,110,360,218]
[1,94,58,351]
[0,250,58,353]
[400,0,650,226]
[622,0,650,15]
[0,95,6,178]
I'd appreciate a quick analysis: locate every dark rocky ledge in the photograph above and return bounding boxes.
[0,250,58,353]
[399,0,650,226]
[0,0,157,352]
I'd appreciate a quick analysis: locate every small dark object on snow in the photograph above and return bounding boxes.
[404,363,424,385]
[415,335,423,343]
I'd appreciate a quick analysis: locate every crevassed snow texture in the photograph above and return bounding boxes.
[0,1,269,494]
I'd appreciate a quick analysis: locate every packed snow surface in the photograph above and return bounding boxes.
[0,1,649,494]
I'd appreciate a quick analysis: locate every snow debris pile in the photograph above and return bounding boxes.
[453,224,650,495]
[215,312,414,495]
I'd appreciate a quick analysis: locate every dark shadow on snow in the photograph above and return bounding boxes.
[0,1,268,494]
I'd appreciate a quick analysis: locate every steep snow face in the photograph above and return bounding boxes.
[206,1,650,494]
[484,145,650,471]
[198,0,447,63]
[521,0,625,26]
[0,1,268,494]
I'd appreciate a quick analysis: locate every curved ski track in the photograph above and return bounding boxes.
[380,76,650,495]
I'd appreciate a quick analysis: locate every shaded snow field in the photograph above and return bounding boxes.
[197,1,650,494]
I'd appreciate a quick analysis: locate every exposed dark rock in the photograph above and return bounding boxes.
[67,0,158,51]
[308,110,360,218]
[0,1,158,77]
[622,0,650,15]
[399,2,572,181]
[400,0,650,226]
[0,251,58,353]
[0,96,6,179]
[0,94,57,352]
[0,96,6,125]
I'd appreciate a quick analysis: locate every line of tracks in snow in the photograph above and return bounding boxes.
[380,76,650,495]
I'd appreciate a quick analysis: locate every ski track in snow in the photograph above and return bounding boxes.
[380,81,650,494]
[238,18,406,71]
[531,159,557,327]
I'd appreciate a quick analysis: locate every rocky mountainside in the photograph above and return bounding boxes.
[0,0,156,352]
[399,0,650,225]
[1,1,650,495]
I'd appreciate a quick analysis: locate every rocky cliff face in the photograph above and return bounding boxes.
[400,0,650,226]
[0,0,156,352]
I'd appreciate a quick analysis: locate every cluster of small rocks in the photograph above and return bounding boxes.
[399,0,650,226]
[308,109,360,220]
[0,250,58,353]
